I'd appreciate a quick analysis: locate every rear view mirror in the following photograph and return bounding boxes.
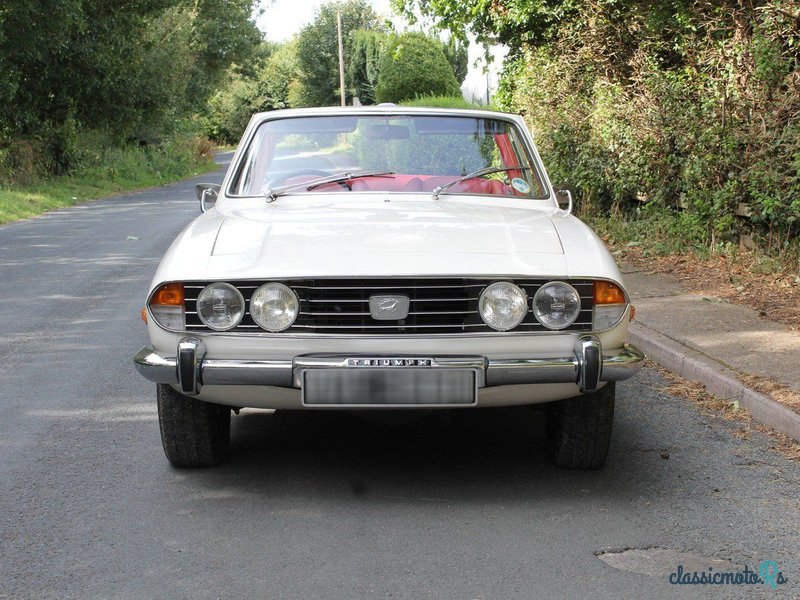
[196,183,221,213]
[363,124,410,139]
[554,188,573,213]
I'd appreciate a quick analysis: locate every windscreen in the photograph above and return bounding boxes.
[228,114,547,198]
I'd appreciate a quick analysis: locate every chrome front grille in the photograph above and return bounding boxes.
[183,278,595,334]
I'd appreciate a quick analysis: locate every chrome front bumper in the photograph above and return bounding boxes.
[134,335,645,397]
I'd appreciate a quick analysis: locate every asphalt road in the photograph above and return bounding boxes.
[1,160,798,599]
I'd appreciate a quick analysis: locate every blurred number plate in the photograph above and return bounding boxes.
[302,368,476,406]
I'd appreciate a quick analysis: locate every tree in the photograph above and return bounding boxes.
[348,30,388,104]
[0,0,262,172]
[294,0,384,107]
[185,0,263,108]
[255,41,301,112]
[443,35,469,85]
[374,32,462,103]
[391,0,567,50]
[0,0,167,139]
[205,41,300,144]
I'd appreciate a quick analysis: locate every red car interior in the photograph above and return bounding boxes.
[302,174,515,196]
[270,133,536,196]
[275,133,529,197]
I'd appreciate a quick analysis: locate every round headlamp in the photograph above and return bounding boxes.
[533,281,581,330]
[479,282,528,331]
[196,282,245,331]
[250,282,299,332]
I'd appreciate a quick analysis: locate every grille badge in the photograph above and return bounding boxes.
[369,295,410,320]
[347,358,431,367]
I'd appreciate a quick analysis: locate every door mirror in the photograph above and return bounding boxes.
[196,183,221,213]
[554,188,573,213]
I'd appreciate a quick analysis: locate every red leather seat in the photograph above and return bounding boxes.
[402,177,424,192]
[350,179,374,191]
[312,174,513,196]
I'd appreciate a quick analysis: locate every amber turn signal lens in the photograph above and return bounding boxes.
[151,282,184,306]
[140,308,148,323]
[594,281,626,305]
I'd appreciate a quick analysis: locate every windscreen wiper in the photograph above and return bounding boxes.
[306,170,395,191]
[431,166,531,200]
[265,171,395,203]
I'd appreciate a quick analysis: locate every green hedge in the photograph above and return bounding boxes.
[495,3,800,257]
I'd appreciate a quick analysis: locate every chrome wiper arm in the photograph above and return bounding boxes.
[431,166,531,200]
[265,170,396,203]
[265,172,351,203]
[305,170,395,192]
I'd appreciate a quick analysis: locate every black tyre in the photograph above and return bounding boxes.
[157,384,231,468]
[546,382,615,470]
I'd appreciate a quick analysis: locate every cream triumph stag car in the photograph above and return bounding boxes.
[134,106,644,469]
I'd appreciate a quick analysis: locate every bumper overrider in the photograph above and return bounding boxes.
[134,335,645,397]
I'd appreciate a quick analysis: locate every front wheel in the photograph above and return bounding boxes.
[157,384,231,468]
[546,382,615,470]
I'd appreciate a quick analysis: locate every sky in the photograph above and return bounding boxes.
[255,0,508,104]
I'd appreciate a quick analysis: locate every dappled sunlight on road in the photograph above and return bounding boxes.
[26,403,156,423]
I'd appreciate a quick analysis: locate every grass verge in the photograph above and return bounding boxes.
[584,203,800,272]
[582,204,800,329]
[0,140,218,225]
[400,95,493,110]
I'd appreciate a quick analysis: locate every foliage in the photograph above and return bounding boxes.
[404,0,800,256]
[391,0,567,49]
[348,30,466,105]
[348,30,389,104]
[205,41,301,144]
[443,35,469,84]
[0,131,216,224]
[587,203,715,259]
[375,32,462,103]
[0,0,261,175]
[187,0,263,106]
[294,0,384,107]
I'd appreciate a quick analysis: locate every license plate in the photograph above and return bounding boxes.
[301,368,477,407]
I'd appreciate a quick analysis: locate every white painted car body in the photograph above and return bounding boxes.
[136,106,641,409]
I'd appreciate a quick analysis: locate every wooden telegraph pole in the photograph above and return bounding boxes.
[337,11,346,106]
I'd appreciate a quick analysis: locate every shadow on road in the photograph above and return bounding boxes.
[182,405,641,504]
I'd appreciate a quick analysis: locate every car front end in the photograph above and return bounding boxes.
[134,106,644,469]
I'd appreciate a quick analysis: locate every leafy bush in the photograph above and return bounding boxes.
[0,140,43,185]
[68,131,212,182]
[375,33,462,104]
[401,0,800,260]
[0,127,213,187]
[492,3,800,256]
